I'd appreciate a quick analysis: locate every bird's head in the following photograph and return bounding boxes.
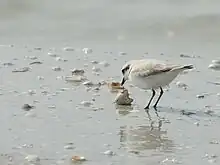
[120,63,131,86]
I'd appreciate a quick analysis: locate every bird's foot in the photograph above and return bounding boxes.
[144,106,150,110]
[153,105,158,110]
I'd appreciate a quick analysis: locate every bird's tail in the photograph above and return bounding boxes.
[182,64,193,70]
[172,64,194,72]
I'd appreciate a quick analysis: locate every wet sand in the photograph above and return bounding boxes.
[1,1,220,165]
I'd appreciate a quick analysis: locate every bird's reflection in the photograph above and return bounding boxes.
[119,119,174,152]
[115,104,134,116]
[145,107,161,120]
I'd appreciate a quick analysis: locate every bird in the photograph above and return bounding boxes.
[120,59,193,109]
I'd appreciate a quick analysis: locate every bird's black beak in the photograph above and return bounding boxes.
[121,77,126,86]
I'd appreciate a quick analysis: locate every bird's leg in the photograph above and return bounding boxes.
[144,89,156,109]
[153,87,164,109]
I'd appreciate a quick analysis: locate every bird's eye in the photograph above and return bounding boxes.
[121,65,130,74]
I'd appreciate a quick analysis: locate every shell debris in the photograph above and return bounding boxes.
[63,47,74,51]
[80,101,93,107]
[208,63,220,71]
[29,61,43,65]
[25,155,40,163]
[12,67,30,72]
[119,52,127,55]
[103,150,116,156]
[55,57,68,62]
[92,66,102,72]
[212,59,220,64]
[52,66,62,71]
[114,88,133,105]
[99,61,110,67]
[71,156,87,162]
[82,48,93,54]
[22,104,35,111]
[48,52,59,57]
[108,82,124,92]
[37,76,44,80]
[71,68,85,75]
[208,59,220,71]
[65,75,87,83]
[176,81,188,89]
[24,56,38,60]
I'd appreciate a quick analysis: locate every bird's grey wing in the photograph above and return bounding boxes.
[131,62,178,77]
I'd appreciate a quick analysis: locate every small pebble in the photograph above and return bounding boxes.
[104,51,112,54]
[55,57,68,62]
[92,87,100,92]
[84,81,101,87]
[52,66,62,71]
[99,80,107,85]
[71,156,86,162]
[56,76,64,80]
[210,140,219,144]
[91,60,99,64]
[204,109,214,115]
[28,90,36,95]
[65,75,87,83]
[63,47,74,51]
[48,105,56,109]
[119,52,127,55]
[208,159,216,163]
[84,63,89,67]
[29,61,43,65]
[24,56,38,60]
[83,81,94,86]
[82,48,93,54]
[80,101,93,107]
[12,67,30,72]
[60,88,69,91]
[92,72,100,76]
[212,59,220,64]
[129,150,140,155]
[71,68,85,75]
[3,62,14,66]
[180,54,194,58]
[103,150,115,156]
[99,61,110,67]
[92,66,102,72]
[25,155,40,163]
[176,81,188,89]
[22,104,35,111]
[194,122,199,126]
[196,94,205,99]
[34,47,42,50]
[180,110,196,116]
[48,52,58,57]
[208,63,220,71]
[64,143,75,150]
[37,76,44,80]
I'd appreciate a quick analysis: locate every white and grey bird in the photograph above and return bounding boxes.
[120,59,193,109]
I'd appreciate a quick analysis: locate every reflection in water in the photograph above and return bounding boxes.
[115,104,134,116]
[119,120,174,152]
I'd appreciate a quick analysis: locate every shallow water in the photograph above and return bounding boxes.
[1,1,220,165]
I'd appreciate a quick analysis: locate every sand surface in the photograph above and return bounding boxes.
[0,1,220,164]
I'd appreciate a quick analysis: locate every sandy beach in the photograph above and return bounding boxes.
[0,1,220,164]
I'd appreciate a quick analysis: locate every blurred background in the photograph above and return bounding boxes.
[1,0,220,46]
[1,1,220,165]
